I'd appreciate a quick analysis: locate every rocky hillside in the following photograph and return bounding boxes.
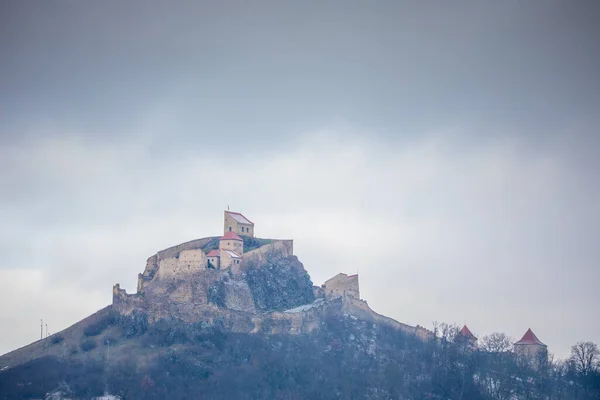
[2,308,598,400]
[1,240,598,399]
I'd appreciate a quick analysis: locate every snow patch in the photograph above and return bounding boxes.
[284,298,325,313]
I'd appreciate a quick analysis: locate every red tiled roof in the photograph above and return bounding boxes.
[514,328,546,346]
[459,325,477,340]
[220,231,243,241]
[225,211,254,225]
[206,250,220,257]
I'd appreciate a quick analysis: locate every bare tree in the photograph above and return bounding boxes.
[480,332,513,353]
[432,321,460,343]
[570,341,599,376]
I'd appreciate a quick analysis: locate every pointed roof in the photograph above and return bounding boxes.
[514,328,546,346]
[220,231,243,241]
[459,325,477,341]
[206,249,220,257]
[225,211,254,225]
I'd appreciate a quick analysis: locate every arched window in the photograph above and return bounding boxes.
[229,227,232,232]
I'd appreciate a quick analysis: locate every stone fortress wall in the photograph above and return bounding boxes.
[322,273,360,300]
[137,237,216,292]
[242,240,293,265]
[514,343,546,359]
[319,272,433,341]
[112,233,435,343]
[115,237,295,317]
[112,209,434,342]
[155,249,208,280]
[342,296,433,341]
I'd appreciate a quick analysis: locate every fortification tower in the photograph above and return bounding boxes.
[514,328,547,361]
[224,210,254,237]
[219,231,244,253]
[457,325,478,349]
[322,273,360,300]
[219,231,243,269]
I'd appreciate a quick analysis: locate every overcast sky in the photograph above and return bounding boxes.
[1,1,599,359]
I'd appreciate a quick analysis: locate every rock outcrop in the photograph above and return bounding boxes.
[111,236,433,342]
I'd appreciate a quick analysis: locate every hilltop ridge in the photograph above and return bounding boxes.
[0,211,436,399]
[1,212,597,400]
[111,232,431,338]
[0,220,432,371]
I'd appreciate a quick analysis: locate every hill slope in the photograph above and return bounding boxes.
[2,238,598,399]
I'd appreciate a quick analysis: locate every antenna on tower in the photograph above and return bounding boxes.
[40,319,43,340]
[227,204,229,211]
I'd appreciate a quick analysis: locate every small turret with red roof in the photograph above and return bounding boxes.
[515,328,546,346]
[514,328,547,363]
[457,325,478,349]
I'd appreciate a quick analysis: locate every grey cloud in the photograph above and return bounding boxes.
[1,1,599,359]
[1,1,599,148]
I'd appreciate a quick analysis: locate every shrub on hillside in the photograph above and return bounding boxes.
[83,310,118,337]
[103,334,119,346]
[80,339,96,352]
[51,335,64,345]
[117,311,149,338]
[207,279,226,307]
[242,237,273,252]
[200,237,220,252]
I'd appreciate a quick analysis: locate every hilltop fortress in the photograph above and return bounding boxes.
[112,211,545,362]
[0,210,546,374]
[112,211,431,339]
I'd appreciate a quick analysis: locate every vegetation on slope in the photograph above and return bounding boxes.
[199,236,273,254]
[1,311,599,400]
[241,236,273,252]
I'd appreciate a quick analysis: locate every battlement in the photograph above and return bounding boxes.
[109,210,435,344]
[322,273,360,300]
[242,240,294,267]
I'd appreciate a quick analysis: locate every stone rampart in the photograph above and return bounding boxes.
[156,237,216,261]
[145,250,208,283]
[242,240,293,266]
[313,285,325,300]
[112,238,433,343]
[323,273,360,300]
[342,296,434,340]
[113,284,144,315]
[138,238,215,293]
[114,282,432,342]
